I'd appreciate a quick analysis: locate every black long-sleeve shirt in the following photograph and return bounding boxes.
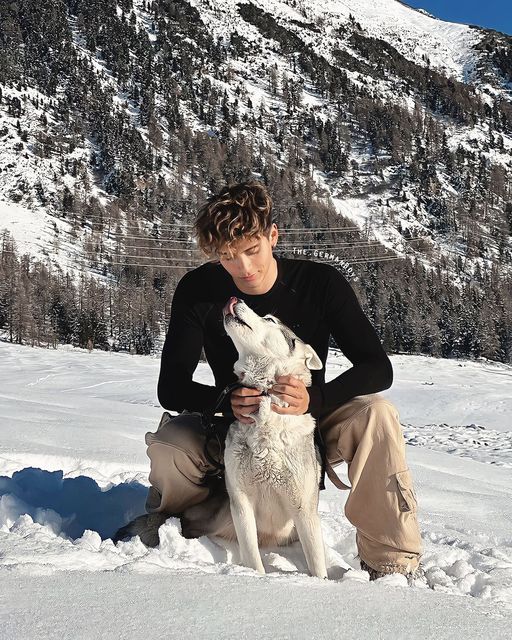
[157,256,393,419]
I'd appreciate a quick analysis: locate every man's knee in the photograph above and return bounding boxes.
[146,442,211,514]
[147,441,207,481]
[146,413,211,470]
[320,393,395,426]
[347,393,398,419]
[357,396,401,435]
[346,398,404,457]
[321,394,402,464]
[144,413,217,514]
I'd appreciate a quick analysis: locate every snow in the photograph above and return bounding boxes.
[187,0,483,81]
[288,0,481,81]
[0,197,136,283]
[3,570,510,640]
[1,340,512,637]
[0,199,49,257]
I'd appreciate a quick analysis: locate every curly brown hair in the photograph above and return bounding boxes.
[194,180,273,256]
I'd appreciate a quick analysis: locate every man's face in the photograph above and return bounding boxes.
[218,224,278,294]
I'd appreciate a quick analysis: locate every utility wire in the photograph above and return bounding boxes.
[91,231,368,243]
[116,238,426,252]
[115,240,383,252]
[72,241,419,262]
[62,218,364,234]
[0,249,405,270]
[56,212,509,243]
[71,225,505,248]
[75,255,404,270]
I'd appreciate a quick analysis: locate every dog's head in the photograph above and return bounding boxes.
[223,297,322,387]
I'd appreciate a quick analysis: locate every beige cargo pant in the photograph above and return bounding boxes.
[145,393,423,575]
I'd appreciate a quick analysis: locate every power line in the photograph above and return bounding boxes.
[56,217,193,230]
[73,241,425,264]
[64,218,364,234]
[348,256,404,264]
[115,239,383,252]
[64,217,493,250]
[86,238,427,259]
[279,238,426,250]
[0,233,425,266]
[85,231,367,244]
[60,211,510,244]
[72,225,509,251]
[72,256,404,270]
[97,254,202,263]
[57,199,345,214]
[84,231,427,246]
[58,227,369,245]
[57,208,356,226]
[95,254,404,269]
[275,227,362,233]
[0,250,406,271]
[87,233,199,242]
[54,210,366,232]
[113,246,201,253]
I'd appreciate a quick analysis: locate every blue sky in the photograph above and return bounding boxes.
[405,1,511,35]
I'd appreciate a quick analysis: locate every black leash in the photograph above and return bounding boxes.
[314,427,327,490]
[202,381,245,475]
[201,381,345,491]
[314,424,351,492]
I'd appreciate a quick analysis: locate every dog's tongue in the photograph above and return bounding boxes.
[224,296,238,316]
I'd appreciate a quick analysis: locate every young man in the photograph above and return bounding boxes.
[148,180,422,579]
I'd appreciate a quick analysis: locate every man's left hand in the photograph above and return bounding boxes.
[270,375,309,415]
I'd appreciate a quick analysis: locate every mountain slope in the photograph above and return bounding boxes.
[0,0,511,360]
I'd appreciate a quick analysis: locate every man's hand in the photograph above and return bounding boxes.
[270,375,310,415]
[231,386,263,424]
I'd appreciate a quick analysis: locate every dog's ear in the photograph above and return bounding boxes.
[304,345,322,370]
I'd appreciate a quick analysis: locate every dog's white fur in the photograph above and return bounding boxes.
[222,299,328,578]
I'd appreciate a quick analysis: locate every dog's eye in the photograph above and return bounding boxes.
[264,317,277,324]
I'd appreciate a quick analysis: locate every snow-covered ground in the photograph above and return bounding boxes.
[1,342,511,638]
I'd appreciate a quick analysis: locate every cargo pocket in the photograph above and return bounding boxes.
[395,469,418,513]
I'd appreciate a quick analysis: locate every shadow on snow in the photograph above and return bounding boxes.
[0,467,147,540]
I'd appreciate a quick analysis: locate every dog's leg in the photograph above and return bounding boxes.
[228,489,265,574]
[291,505,328,579]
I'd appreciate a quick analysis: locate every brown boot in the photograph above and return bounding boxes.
[360,559,427,586]
[113,512,171,547]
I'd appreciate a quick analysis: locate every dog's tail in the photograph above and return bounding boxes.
[112,513,169,548]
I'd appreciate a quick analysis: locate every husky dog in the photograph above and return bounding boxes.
[181,297,328,578]
[115,298,328,578]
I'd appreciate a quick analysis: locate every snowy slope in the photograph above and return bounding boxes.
[0,199,91,282]
[0,200,50,258]
[1,342,511,637]
[301,0,482,80]
[190,0,482,81]
[1,0,510,291]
